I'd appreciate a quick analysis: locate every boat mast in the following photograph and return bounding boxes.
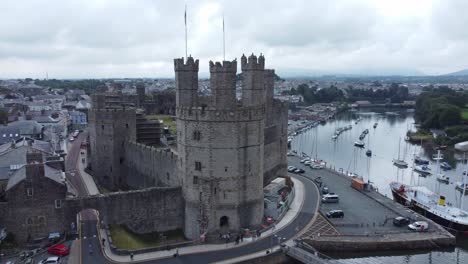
[461,152,467,211]
[410,146,415,185]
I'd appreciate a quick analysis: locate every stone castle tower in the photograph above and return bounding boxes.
[176,54,271,239]
[88,87,136,190]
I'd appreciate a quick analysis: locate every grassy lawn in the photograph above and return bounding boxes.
[147,115,176,134]
[407,131,433,142]
[463,109,468,121]
[109,225,185,250]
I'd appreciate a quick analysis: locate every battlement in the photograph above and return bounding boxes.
[209,60,237,73]
[241,53,265,71]
[174,56,199,72]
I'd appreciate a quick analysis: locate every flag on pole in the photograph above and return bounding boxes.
[223,14,225,61]
[184,4,188,58]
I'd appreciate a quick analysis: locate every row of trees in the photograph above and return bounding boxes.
[285,84,345,104]
[34,79,105,95]
[346,83,410,103]
[415,87,467,128]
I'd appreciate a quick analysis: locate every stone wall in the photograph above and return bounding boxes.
[263,100,288,186]
[123,141,178,189]
[64,187,184,234]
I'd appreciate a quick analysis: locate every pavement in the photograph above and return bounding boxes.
[77,146,99,195]
[76,175,320,264]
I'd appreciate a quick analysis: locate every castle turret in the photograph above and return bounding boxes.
[264,69,275,124]
[174,57,199,107]
[209,60,237,109]
[241,54,266,107]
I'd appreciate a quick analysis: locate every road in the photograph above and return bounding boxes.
[79,175,319,263]
[65,132,89,196]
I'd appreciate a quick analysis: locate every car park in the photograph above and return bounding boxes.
[326,210,344,218]
[322,194,339,203]
[408,221,429,232]
[393,216,410,227]
[47,244,70,256]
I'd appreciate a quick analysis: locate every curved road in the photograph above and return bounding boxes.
[79,175,319,263]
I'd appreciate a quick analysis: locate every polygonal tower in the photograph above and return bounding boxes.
[176,55,266,239]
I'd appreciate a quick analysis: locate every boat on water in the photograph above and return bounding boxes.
[390,182,468,234]
[366,150,372,157]
[363,129,369,134]
[354,141,365,148]
[436,174,450,184]
[331,134,338,140]
[359,134,365,140]
[415,156,429,165]
[373,123,378,128]
[393,138,408,167]
[414,165,432,175]
[440,162,452,170]
[455,182,468,194]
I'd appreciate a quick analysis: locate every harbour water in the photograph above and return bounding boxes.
[290,108,468,263]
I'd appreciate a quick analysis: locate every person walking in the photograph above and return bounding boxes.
[130,252,134,261]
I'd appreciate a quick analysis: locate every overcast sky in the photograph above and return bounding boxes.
[1,0,468,78]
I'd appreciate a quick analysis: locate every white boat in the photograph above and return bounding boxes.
[354,141,365,147]
[393,159,408,167]
[455,182,468,194]
[332,134,338,140]
[393,138,408,167]
[436,174,450,184]
[414,165,432,175]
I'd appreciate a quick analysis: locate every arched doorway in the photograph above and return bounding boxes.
[220,216,229,228]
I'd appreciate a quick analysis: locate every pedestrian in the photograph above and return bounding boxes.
[102,238,106,246]
[240,233,244,242]
[235,235,239,245]
[130,252,134,261]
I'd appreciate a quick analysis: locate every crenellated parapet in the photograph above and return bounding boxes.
[174,56,199,72]
[241,53,265,71]
[209,60,237,73]
[177,105,265,123]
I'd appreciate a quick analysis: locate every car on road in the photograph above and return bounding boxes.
[393,216,410,227]
[326,210,344,218]
[38,257,61,264]
[408,221,429,232]
[47,244,70,256]
[322,194,339,203]
[293,168,305,174]
[287,166,297,172]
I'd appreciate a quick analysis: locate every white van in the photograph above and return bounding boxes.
[322,194,339,203]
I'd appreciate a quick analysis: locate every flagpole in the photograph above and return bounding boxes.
[185,4,188,59]
[223,14,225,61]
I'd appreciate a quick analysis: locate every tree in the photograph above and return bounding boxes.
[0,110,8,124]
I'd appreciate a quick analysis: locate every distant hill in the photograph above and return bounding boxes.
[442,69,468,76]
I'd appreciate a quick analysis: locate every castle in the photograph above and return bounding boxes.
[0,54,288,243]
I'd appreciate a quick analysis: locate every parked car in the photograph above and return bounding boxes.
[322,186,329,195]
[287,166,297,172]
[300,158,309,163]
[69,137,74,142]
[326,210,344,218]
[304,161,311,165]
[287,152,294,156]
[393,216,410,227]
[25,257,35,264]
[322,194,339,203]
[311,164,324,169]
[408,221,429,232]
[38,257,61,264]
[47,244,70,256]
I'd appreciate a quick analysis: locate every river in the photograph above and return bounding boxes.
[290,108,468,263]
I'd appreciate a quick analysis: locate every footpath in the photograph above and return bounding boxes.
[77,148,99,195]
[97,177,307,263]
